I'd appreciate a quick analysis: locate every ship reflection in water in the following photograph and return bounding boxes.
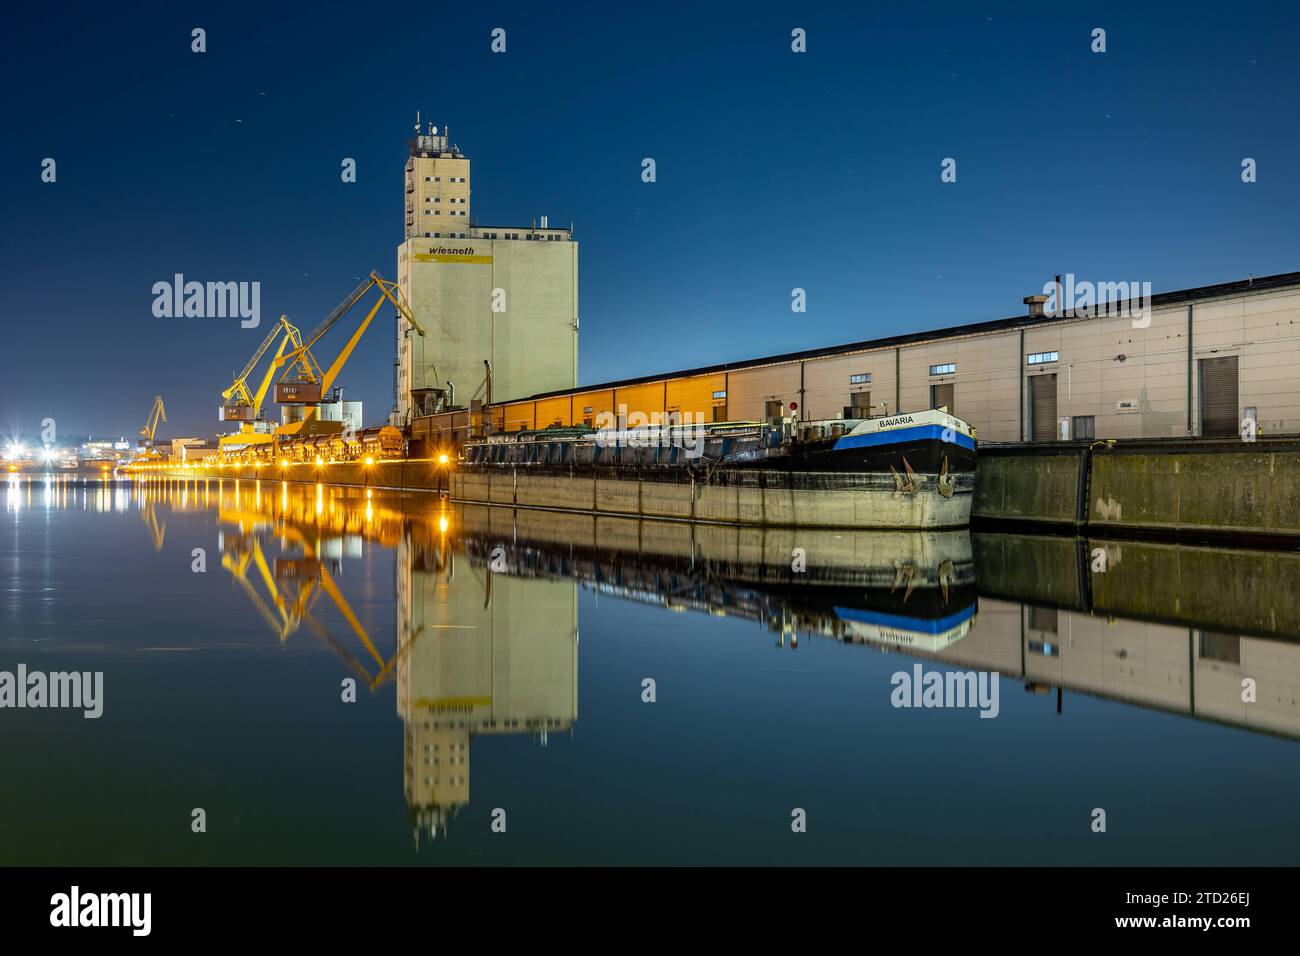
[192,476,1300,845]
[5,473,1300,864]
[209,479,989,843]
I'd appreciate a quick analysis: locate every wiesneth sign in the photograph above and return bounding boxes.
[413,246,492,264]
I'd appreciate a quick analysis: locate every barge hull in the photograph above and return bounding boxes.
[450,467,974,529]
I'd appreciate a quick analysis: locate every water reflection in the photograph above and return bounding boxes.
[8,474,1300,857]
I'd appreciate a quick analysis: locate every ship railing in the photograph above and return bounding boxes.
[796,418,865,442]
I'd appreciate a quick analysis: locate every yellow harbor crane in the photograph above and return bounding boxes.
[136,396,168,460]
[220,315,304,422]
[270,271,424,442]
[140,395,166,446]
[218,316,310,455]
[219,509,398,689]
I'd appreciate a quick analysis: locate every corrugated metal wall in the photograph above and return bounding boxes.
[420,285,1300,444]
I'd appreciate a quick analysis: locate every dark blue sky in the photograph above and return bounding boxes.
[3,1,1298,440]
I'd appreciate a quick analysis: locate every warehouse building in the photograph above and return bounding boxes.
[392,129,1298,446]
[414,270,1300,447]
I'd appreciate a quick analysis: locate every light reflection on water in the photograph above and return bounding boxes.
[1,474,1299,866]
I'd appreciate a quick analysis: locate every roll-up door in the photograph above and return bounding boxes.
[930,383,954,414]
[1030,373,1058,442]
[1198,355,1239,438]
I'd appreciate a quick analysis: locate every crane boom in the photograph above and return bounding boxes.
[223,318,288,404]
[273,271,424,385]
[221,317,308,422]
[140,396,166,445]
[320,294,386,394]
[299,276,375,355]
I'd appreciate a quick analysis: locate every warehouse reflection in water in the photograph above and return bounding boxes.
[123,476,1300,843]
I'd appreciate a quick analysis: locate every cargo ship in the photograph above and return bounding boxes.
[450,409,977,529]
[458,507,978,652]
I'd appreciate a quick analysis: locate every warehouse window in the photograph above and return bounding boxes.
[1028,606,1059,634]
[849,373,871,384]
[1028,352,1059,365]
[929,363,956,375]
[1198,630,1241,664]
[1071,416,1095,440]
[712,390,727,400]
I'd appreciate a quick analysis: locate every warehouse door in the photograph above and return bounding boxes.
[1030,374,1058,442]
[849,390,871,418]
[1199,356,1239,437]
[930,383,954,414]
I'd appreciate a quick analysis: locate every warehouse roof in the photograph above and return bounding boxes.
[514,270,1300,403]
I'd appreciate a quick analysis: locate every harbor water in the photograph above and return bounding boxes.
[2,474,1298,865]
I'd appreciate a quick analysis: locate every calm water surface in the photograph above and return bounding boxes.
[2,474,1298,865]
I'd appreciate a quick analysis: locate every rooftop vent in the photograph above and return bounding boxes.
[1024,294,1049,317]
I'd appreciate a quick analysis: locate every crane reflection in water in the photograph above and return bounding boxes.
[189,477,972,842]
[104,473,1300,849]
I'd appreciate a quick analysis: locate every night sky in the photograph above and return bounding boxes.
[3,1,1297,441]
